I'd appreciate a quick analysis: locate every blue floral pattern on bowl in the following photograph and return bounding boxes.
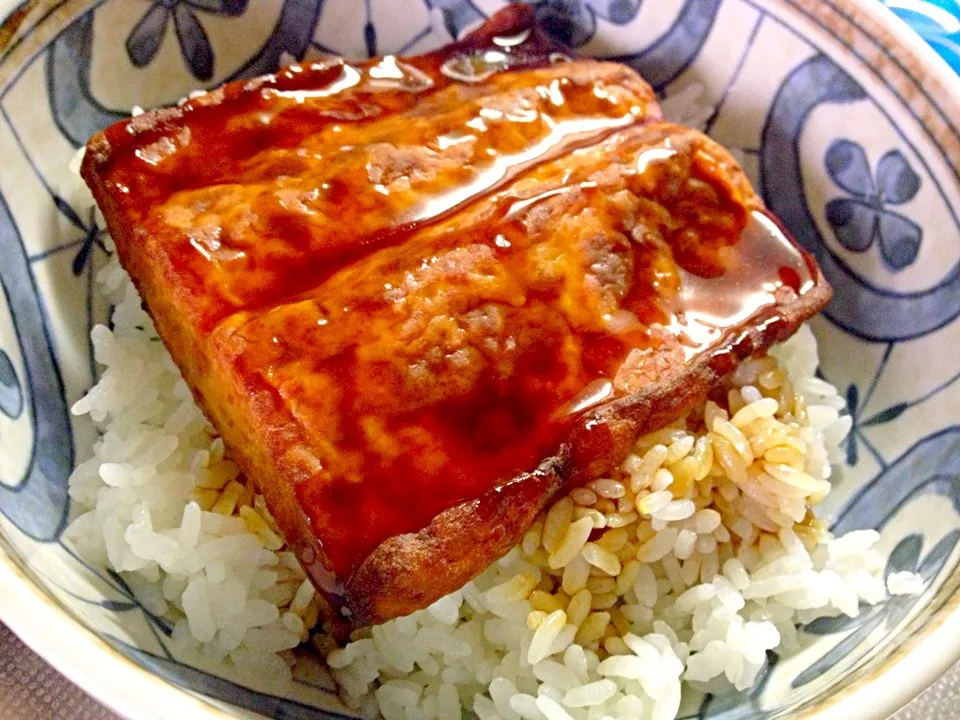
[531,0,643,47]
[824,139,923,272]
[0,1,958,719]
[127,0,249,81]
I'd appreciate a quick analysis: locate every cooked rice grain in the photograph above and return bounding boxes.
[66,260,323,688]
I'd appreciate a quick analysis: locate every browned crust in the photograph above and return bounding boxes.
[76,9,571,600]
[83,130,343,603]
[345,129,829,626]
[81,158,339,597]
[346,462,565,625]
[85,113,832,631]
[346,263,831,626]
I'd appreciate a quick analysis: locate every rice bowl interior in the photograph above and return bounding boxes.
[0,2,958,720]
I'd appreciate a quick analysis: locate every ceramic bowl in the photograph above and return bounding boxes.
[0,1,958,718]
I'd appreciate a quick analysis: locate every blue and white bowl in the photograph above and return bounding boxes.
[0,1,958,718]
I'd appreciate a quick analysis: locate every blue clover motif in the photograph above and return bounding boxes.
[824,139,923,272]
[126,0,249,81]
[793,529,959,688]
[532,0,642,48]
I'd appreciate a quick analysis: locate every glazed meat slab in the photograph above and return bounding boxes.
[82,6,830,628]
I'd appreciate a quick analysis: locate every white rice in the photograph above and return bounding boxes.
[65,260,328,688]
[887,571,925,596]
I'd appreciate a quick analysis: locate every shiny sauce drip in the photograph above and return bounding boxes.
[94,6,820,581]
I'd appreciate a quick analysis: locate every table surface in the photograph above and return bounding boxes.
[3,1,960,719]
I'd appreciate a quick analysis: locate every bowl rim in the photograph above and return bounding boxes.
[0,0,959,718]
[0,548,234,720]
[776,4,960,717]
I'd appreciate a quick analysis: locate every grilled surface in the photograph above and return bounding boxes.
[82,5,830,628]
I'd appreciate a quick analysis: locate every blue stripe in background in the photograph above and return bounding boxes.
[881,0,960,75]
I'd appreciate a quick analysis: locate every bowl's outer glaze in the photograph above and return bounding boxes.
[0,1,958,719]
